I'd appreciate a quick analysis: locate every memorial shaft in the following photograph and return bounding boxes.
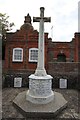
[33,7,51,76]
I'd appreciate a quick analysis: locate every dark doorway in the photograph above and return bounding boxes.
[57,53,66,62]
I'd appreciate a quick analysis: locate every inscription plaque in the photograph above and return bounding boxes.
[29,78,52,96]
[14,77,22,87]
[59,78,67,88]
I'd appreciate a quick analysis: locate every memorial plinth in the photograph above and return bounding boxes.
[26,74,54,104]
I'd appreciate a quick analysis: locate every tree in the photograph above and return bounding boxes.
[0,13,14,59]
[0,13,14,38]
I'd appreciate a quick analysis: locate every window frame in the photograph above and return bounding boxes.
[12,48,23,62]
[29,48,38,62]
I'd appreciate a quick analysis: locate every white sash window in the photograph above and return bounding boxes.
[29,48,38,62]
[13,48,23,62]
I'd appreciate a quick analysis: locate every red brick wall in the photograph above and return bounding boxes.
[4,14,80,72]
[4,28,49,72]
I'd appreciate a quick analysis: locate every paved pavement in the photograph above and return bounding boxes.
[2,88,80,119]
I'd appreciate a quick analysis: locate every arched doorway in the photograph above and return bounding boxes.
[57,53,66,62]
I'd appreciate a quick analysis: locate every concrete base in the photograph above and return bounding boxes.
[13,90,67,118]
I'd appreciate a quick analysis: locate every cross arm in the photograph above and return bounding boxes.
[43,17,51,22]
[33,17,41,22]
[33,17,51,22]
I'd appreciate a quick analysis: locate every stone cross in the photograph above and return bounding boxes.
[33,7,51,76]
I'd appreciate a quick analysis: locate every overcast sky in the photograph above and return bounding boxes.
[0,0,80,41]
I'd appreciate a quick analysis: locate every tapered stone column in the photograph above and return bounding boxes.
[26,7,54,104]
[34,7,47,76]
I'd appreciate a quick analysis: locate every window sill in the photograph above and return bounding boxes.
[29,61,37,63]
[12,61,23,63]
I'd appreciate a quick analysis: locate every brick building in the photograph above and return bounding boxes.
[3,14,80,88]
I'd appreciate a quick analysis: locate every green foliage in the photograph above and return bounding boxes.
[0,13,14,60]
[0,13,14,36]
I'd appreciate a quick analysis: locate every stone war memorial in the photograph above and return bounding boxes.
[13,7,67,118]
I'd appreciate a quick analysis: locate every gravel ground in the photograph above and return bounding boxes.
[2,88,80,119]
